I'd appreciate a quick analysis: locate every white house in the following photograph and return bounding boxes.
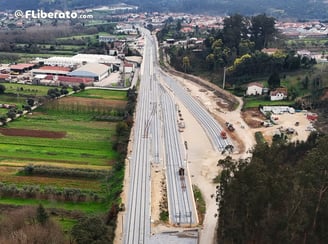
[246,82,263,96]
[270,88,288,101]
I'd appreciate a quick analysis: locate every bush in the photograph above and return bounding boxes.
[21,165,109,179]
[255,131,266,144]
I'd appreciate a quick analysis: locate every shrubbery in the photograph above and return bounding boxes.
[0,182,104,203]
[22,164,109,179]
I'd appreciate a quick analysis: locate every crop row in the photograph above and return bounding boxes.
[0,182,104,203]
[42,102,126,115]
[21,164,110,179]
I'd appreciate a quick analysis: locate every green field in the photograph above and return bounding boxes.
[0,88,126,225]
[243,96,295,109]
[0,112,119,166]
[0,197,108,214]
[56,34,97,41]
[3,83,53,96]
[73,89,127,100]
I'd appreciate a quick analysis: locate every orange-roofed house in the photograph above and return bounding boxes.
[270,87,288,101]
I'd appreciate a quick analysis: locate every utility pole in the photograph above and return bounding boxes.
[222,66,226,89]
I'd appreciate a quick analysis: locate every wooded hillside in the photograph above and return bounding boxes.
[217,133,328,243]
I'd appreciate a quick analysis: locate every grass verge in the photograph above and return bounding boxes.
[193,185,206,225]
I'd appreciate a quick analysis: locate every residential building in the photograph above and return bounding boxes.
[270,87,288,101]
[246,82,264,96]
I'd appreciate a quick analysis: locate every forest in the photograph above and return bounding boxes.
[159,14,316,86]
[216,133,328,243]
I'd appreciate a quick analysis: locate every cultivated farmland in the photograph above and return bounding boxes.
[0,88,130,237]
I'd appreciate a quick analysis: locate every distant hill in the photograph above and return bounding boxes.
[1,0,328,20]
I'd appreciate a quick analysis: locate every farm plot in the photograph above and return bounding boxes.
[73,89,128,101]
[3,83,52,97]
[0,89,127,219]
[0,94,27,116]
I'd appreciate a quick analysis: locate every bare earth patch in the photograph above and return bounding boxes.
[59,96,127,108]
[0,128,66,138]
[241,108,266,128]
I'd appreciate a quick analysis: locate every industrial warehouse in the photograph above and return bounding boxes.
[1,54,139,88]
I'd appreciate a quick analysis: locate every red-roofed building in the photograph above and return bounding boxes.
[35,75,93,86]
[0,74,10,81]
[181,27,193,33]
[10,63,36,73]
[57,76,94,86]
[270,87,288,101]
[32,66,71,76]
[39,66,71,72]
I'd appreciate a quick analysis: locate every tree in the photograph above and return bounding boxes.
[7,109,16,120]
[72,85,80,92]
[176,19,182,31]
[36,204,48,225]
[0,115,7,125]
[298,137,328,242]
[302,76,309,89]
[222,14,248,55]
[250,14,276,50]
[71,216,109,244]
[216,134,327,243]
[182,56,190,73]
[238,39,255,56]
[23,105,32,112]
[60,87,69,95]
[268,71,281,89]
[146,23,153,32]
[0,84,5,94]
[47,88,61,98]
[27,98,34,107]
[116,121,129,137]
[0,206,65,243]
[79,83,86,90]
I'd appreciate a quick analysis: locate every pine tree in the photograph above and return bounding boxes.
[36,204,48,225]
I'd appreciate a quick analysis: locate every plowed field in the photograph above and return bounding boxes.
[0,128,66,138]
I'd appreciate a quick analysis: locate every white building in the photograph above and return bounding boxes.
[270,88,288,101]
[37,54,121,68]
[67,63,110,81]
[246,82,264,96]
[99,36,116,43]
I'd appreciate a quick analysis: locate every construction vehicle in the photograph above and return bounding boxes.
[225,122,235,132]
[220,131,227,139]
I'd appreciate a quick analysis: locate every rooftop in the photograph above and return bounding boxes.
[68,63,110,77]
[10,63,35,70]
[39,66,71,72]
[248,82,264,88]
